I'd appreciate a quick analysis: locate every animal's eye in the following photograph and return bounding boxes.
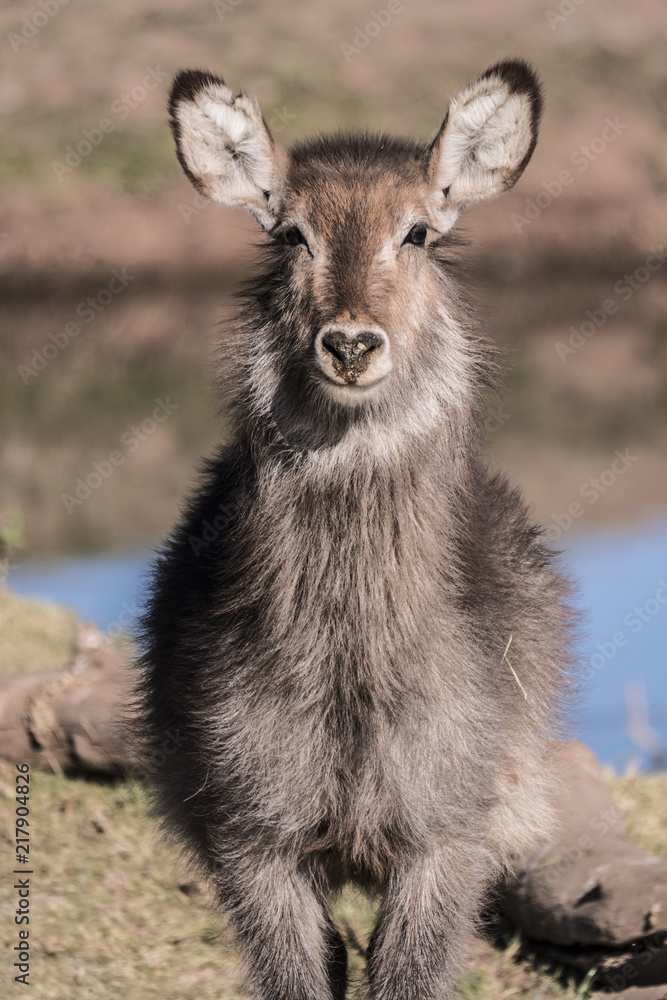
[282,226,307,247]
[402,223,428,247]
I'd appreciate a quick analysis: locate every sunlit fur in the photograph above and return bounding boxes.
[137,60,574,1000]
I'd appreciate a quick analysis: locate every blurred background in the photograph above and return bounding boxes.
[1,0,666,770]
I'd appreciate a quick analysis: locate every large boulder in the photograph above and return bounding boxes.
[501,742,667,989]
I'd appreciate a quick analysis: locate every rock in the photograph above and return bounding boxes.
[501,742,667,988]
[502,743,667,950]
[0,668,62,761]
[538,936,667,991]
[0,623,139,774]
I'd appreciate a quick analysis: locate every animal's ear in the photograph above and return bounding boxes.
[428,59,542,230]
[169,69,288,231]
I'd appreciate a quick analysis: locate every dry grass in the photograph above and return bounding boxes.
[0,760,613,1000]
[0,762,246,1000]
[609,771,667,861]
[5,757,658,999]
[0,590,76,675]
[1,592,665,999]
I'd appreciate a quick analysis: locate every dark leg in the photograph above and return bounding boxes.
[324,914,348,1000]
[216,851,343,1000]
[367,842,487,1000]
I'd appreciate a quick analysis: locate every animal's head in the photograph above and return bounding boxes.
[170,61,541,441]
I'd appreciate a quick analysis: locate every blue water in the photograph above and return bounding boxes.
[6,523,667,772]
[559,525,667,772]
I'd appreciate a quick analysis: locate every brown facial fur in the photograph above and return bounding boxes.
[283,139,443,372]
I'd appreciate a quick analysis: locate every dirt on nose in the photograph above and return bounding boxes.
[322,331,382,382]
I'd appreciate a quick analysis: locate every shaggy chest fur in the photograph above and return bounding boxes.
[226,443,460,702]
[190,441,503,880]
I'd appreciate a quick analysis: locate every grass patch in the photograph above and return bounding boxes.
[609,771,667,859]
[0,591,76,675]
[1,594,665,998]
[0,759,612,1000]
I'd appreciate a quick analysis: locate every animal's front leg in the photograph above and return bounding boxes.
[367,841,489,1000]
[216,850,346,1000]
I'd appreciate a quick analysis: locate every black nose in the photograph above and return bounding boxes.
[321,330,382,373]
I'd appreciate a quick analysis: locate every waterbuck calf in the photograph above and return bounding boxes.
[139,59,572,999]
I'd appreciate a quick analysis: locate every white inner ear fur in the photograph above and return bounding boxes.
[430,77,534,227]
[174,81,284,230]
